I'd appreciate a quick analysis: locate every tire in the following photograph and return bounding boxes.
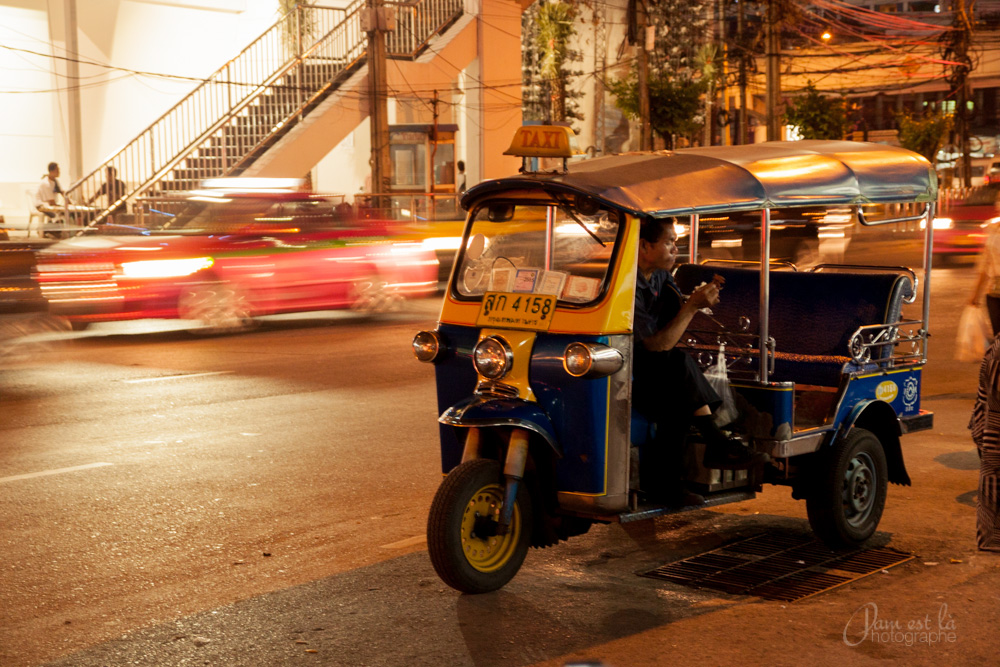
[427,459,533,594]
[806,427,888,549]
[349,274,402,313]
[178,281,255,335]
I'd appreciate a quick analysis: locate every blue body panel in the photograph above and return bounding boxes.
[836,368,922,426]
[433,325,613,495]
[732,382,795,438]
[529,334,612,495]
[433,323,480,473]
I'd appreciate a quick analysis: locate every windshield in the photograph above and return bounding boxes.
[454,201,622,305]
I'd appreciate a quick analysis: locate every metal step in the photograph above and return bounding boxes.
[618,489,757,524]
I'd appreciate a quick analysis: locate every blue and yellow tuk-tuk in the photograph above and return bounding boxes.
[413,126,937,594]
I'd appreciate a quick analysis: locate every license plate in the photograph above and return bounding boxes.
[476,292,556,331]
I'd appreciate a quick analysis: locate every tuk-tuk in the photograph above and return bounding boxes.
[413,126,936,594]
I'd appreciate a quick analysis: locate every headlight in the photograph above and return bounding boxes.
[930,217,953,230]
[563,342,624,378]
[412,330,442,362]
[119,257,214,278]
[473,336,513,379]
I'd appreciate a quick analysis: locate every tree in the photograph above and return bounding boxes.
[607,72,706,149]
[607,0,716,149]
[784,83,852,140]
[896,111,952,163]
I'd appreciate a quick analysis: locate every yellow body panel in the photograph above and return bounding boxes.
[478,328,537,401]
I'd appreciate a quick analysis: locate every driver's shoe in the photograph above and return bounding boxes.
[703,438,770,470]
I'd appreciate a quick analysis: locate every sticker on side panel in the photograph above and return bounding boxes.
[876,380,898,403]
[902,376,919,412]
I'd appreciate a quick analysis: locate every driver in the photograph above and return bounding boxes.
[633,216,767,505]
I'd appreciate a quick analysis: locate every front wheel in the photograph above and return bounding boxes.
[806,427,888,549]
[427,459,533,594]
[178,281,255,335]
[350,274,402,313]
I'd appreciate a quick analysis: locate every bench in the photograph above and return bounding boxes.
[672,263,914,387]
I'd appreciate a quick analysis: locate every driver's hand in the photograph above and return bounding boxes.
[689,281,721,309]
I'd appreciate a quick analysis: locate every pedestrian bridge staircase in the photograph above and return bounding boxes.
[66,0,465,226]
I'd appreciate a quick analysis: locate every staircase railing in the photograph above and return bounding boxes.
[67,0,464,229]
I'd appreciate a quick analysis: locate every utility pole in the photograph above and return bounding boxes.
[765,0,781,141]
[593,3,607,155]
[737,0,749,144]
[637,0,652,150]
[65,0,83,181]
[946,0,973,186]
[717,0,728,146]
[366,0,392,208]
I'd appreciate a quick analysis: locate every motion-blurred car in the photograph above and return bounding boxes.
[934,183,1000,260]
[34,181,440,333]
[1,243,70,360]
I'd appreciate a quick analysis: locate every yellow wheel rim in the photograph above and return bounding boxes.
[460,483,521,573]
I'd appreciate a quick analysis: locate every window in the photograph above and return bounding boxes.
[454,202,622,305]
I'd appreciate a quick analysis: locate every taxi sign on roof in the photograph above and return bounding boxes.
[504,125,578,158]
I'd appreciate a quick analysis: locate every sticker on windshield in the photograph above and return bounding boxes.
[476,292,556,331]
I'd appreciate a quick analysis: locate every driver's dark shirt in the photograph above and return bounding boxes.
[634,269,683,346]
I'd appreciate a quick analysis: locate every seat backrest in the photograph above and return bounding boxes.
[768,270,911,359]
[674,264,760,332]
[673,263,913,359]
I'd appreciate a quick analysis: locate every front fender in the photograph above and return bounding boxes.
[439,395,562,457]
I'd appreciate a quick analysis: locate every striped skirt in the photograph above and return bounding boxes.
[980,441,1000,551]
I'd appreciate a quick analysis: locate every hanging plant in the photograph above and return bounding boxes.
[523,0,584,125]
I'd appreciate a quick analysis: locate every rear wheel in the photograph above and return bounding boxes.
[178,281,255,335]
[427,459,533,594]
[806,428,888,548]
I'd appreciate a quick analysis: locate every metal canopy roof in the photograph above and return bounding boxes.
[463,140,937,217]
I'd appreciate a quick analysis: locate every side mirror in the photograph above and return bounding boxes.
[466,233,486,261]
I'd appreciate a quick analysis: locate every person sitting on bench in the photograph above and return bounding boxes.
[633,216,767,504]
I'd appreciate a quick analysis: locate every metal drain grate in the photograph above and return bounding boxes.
[641,532,914,602]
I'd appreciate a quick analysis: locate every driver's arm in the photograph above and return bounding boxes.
[641,281,720,352]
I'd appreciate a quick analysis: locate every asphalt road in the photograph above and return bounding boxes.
[2,246,998,666]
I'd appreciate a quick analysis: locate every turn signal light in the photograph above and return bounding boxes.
[563,342,623,378]
[412,330,442,362]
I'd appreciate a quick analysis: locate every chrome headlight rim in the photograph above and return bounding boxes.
[412,330,442,362]
[473,335,513,380]
[563,342,624,378]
